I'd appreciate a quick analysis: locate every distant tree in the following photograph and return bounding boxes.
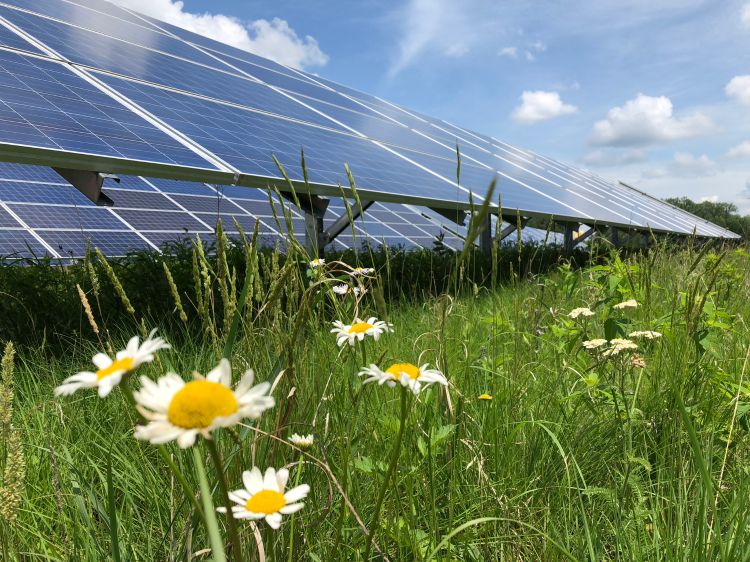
[664,196,750,240]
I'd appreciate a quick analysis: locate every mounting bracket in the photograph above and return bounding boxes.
[497,216,529,242]
[53,167,117,206]
[279,192,330,255]
[323,200,373,244]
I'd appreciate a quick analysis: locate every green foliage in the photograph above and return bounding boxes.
[0,237,583,351]
[5,243,750,560]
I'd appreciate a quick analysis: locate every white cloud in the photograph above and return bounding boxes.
[581,148,647,167]
[111,0,328,69]
[726,75,750,105]
[728,140,750,158]
[498,46,518,58]
[389,0,473,76]
[642,152,719,179]
[511,90,577,124]
[589,94,715,146]
[700,195,720,203]
[524,41,547,61]
[743,3,750,28]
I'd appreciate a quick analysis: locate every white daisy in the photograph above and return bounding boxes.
[602,338,639,357]
[217,467,310,529]
[359,362,448,395]
[568,307,594,319]
[54,329,169,398]
[613,299,639,310]
[331,317,393,347]
[133,359,274,449]
[350,267,375,276]
[332,284,365,296]
[582,338,608,350]
[309,258,325,268]
[289,433,314,450]
[628,330,662,339]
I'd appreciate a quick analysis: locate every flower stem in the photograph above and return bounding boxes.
[120,376,207,525]
[206,439,243,562]
[192,447,226,562]
[286,455,305,562]
[363,386,408,561]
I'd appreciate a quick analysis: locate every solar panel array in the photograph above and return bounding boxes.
[0,0,738,259]
[0,161,563,259]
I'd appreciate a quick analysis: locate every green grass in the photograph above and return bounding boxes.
[3,238,750,561]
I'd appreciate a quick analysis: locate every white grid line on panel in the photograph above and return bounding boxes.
[0,200,59,256]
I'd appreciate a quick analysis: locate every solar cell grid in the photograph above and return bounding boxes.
[0,50,218,170]
[106,188,180,210]
[0,204,18,226]
[111,208,210,232]
[9,202,116,228]
[15,0,170,30]
[0,8,353,132]
[39,228,148,256]
[95,73,482,206]
[0,226,47,256]
[0,179,90,203]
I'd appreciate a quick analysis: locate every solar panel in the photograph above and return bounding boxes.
[0,0,738,252]
[0,162,489,258]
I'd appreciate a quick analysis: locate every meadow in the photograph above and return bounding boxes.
[1,227,750,561]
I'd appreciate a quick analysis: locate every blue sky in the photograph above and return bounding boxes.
[116,0,750,210]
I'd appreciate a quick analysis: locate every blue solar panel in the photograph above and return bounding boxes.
[39,229,149,257]
[0,206,20,226]
[9,203,115,228]
[0,7,351,132]
[0,179,90,204]
[0,17,44,54]
[106,188,180,210]
[8,0,170,31]
[111,208,210,232]
[0,227,48,257]
[94,72,481,206]
[0,49,218,169]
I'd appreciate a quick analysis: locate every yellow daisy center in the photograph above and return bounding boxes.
[348,322,374,334]
[96,357,134,381]
[167,380,239,429]
[245,489,286,514]
[386,363,420,380]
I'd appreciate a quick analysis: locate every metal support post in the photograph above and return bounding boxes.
[563,224,576,254]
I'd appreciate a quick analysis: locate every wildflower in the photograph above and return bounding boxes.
[217,467,310,529]
[629,330,662,339]
[582,338,608,349]
[331,317,393,347]
[568,307,594,319]
[613,299,639,310]
[289,433,314,450]
[350,267,375,276]
[478,393,493,400]
[54,330,169,398]
[359,362,448,395]
[133,359,274,449]
[602,338,638,357]
[631,355,647,369]
[332,284,365,296]
[309,258,325,268]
